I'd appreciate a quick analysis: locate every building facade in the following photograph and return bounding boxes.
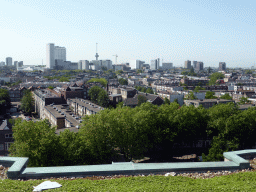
[6,57,12,66]
[184,60,191,69]
[150,58,160,70]
[195,62,204,71]
[78,60,90,70]
[129,60,145,69]
[162,63,173,70]
[46,43,66,69]
[219,62,226,71]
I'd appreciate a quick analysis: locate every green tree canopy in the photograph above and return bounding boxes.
[59,76,70,82]
[136,69,143,74]
[88,86,109,107]
[138,95,147,106]
[9,119,62,167]
[209,72,224,85]
[193,86,205,93]
[164,97,171,105]
[20,90,34,114]
[87,78,108,87]
[146,88,154,94]
[184,92,197,100]
[118,78,128,85]
[205,91,217,99]
[239,97,250,104]
[0,88,11,115]
[220,93,232,100]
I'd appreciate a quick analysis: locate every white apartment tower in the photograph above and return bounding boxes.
[129,60,145,69]
[54,46,66,61]
[46,43,66,69]
[6,57,12,66]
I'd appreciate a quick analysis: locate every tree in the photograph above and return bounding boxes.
[59,77,70,82]
[194,86,205,93]
[173,98,179,104]
[141,87,147,93]
[136,69,143,74]
[205,91,217,99]
[184,92,197,100]
[87,78,108,87]
[220,93,232,100]
[245,70,253,74]
[239,97,250,104]
[115,70,123,75]
[209,72,224,85]
[138,95,147,106]
[20,90,34,114]
[97,89,110,107]
[118,78,128,85]
[9,119,63,167]
[146,88,154,94]
[48,86,54,90]
[0,88,11,115]
[88,86,109,107]
[164,97,170,105]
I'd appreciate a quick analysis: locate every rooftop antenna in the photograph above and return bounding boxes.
[113,54,118,64]
[95,43,99,60]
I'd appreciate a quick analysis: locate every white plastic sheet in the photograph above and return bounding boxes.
[33,181,62,191]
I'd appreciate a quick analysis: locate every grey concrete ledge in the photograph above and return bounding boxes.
[0,157,29,178]
[1,149,254,180]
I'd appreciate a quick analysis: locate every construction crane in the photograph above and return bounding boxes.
[113,54,118,64]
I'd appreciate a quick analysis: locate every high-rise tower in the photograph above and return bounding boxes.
[6,57,12,66]
[46,43,66,69]
[95,43,99,60]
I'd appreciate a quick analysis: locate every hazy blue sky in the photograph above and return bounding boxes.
[1,0,256,68]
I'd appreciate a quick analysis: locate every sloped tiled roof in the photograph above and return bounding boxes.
[0,120,10,130]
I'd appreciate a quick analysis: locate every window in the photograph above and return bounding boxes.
[0,144,4,151]
[5,142,13,151]
[5,134,12,138]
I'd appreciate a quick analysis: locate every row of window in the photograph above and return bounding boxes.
[5,134,12,138]
[0,142,13,151]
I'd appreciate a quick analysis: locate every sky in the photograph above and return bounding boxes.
[1,0,256,68]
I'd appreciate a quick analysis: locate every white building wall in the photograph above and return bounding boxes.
[78,60,90,70]
[46,43,55,69]
[54,46,66,61]
[129,60,145,69]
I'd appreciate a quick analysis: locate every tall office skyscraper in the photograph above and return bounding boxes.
[6,57,12,66]
[193,61,197,69]
[219,62,226,71]
[184,60,191,69]
[18,61,23,68]
[129,60,145,69]
[150,58,160,70]
[14,61,18,68]
[46,43,66,69]
[195,62,204,71]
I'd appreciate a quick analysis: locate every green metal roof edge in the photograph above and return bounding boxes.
[0,157,29,179]
[1,149,254,179]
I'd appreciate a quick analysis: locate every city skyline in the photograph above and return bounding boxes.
[1,0,256,67]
